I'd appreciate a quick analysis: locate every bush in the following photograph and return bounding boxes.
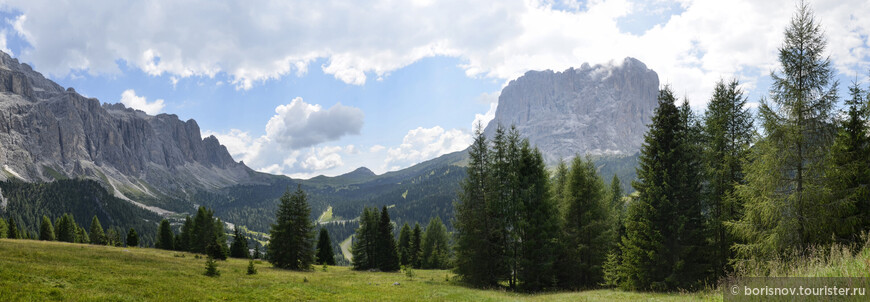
[247,260,258,275]
[205,256,220,277]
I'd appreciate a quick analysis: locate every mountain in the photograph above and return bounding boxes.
[0,51,265,214]
[484,57,658,163]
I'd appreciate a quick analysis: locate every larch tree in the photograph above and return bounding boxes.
[39,215,55,241]
[89,216,105,245]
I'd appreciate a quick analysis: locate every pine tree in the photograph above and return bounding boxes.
[156,219,174,250]
[397,223,412,266]
[620,87,706,291]
[702,79,753,275]
[7,217,18,239]
[454,124,501,286]
[352,207,379,270]
[731,2,838,260]
[420,217,450,269]
[375,206,400,272]
[558,156,612,289]
[127,228,139,247]
[409,223,423,269]
[39,215,55,241]
[825,81,870,243]
[316,228,336,265]
[230,226,250,258]
[515,142,560,292]
[267,185,315,270]
[89,216,105,245]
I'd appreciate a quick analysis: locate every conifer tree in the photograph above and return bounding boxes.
[230,226,250,258]
[552,159,570,213]
[39,215,55,241]
[410,223,423,268]
[204,255,220,277]
[247,259,258,275]
[731,2,839,260]
[352,207,379,270]
[397,223,412,266]
[825,81,870,243]
[253,245,261,259]
[106,228,122,246]
[127,228,139,247]
[55,214,77,243]
[156,219,174,250]
[515,142,560,292]
[75,226,89,244]
[420,217,450,269]
[213,218,229,259]
[89,216,105,245]
[7,217,18,239]
[0,218,6,239]
[267,185,315,270]
[375,206,400,272]
[179,216,193,252]
[558,156,612,289]
[702,79,753,275]
[316,228,336,265]
[620,87,706,291]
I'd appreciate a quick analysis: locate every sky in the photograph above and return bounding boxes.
[0,0,868,179]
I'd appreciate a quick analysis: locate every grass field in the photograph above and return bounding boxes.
[0,239,718,301]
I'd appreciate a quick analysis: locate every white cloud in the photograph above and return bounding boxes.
[202,97,363,176]
[119,89,165,115]
[385,126,472,170]
[4,0,868,102]
[265,97,364,150]
[472,102,498,132]
[369,145,386,153]
[0,29,11,56]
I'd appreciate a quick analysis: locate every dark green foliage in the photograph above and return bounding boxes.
[0,218,6,239]
[515,142,559,292]
[0,179,159,246]
[230,226,250,259]
[75,226,89,244]
[127,228,139,247]
[397,223,412,266]
[420,217,450,270]
[825,81,870,244]
[89,216,105,245]
[54,214,78,243]
[105,227,122,247]
[557,157,612,289]
[352,207,379,270]
[156,219,174,250]
[178,216,193,252]
[376,206,400,272]
[206,239,226,261]
[702,79,753,275]
[267,185,315,270]
[253,245,261,259]
[410,223,422,268]
[247,259,257,275]
[731,3,839,261]
[8,217,19,239]
[204,256,220,277]
[620,87,707,291]
[39,215,55,241]
[316,228,335,265]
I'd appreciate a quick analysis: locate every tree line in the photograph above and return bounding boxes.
[1,213,142,248]
[454,2,870,292]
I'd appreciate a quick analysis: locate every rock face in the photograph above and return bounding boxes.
[484,57,658,163]
[0,51,258,206]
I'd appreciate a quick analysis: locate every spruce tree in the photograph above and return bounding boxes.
[375,206,400,272]
[230,226,250,258]
[39,215,55,241]
[552,158,570,213]
[825,81,870,243]
[515,142,559,292]
[179,216,193,252]
[409,223,423,269]
[156,219,174,250]
[76,226,90,244]
[352,207,379,270]
[267,185,315,270]
[213,218,229,259]
[89,216,105,245]
[454,124,501,286]
[127,228,139,247]
[7,217,18,239]
[702,79,753,275]
[731,2,838,260]
[204,255,220,277]
[620,87,706,291]
[397,223,412,266]
[0,218,6,239]
[558,156,612,289]
[316,228,336,265]
[55,214,77,243]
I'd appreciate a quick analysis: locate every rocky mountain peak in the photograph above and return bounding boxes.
[484,57,659,163]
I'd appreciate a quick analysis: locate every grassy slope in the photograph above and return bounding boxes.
[0,239,715,301]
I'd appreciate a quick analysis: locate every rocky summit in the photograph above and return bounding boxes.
[484,57,658,163]
[0,51,259,211]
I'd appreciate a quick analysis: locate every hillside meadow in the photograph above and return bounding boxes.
[0,239,717,301]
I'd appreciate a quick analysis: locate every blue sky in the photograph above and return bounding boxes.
[0,0,867,178]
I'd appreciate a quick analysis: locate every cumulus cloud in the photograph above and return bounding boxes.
[369,145,386,153]
[386,126,472,170]
[266,97,364,150]
[203,97,363,176]
[119,89,165,115]
[4,0,868,102]
[472,102,498,131]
